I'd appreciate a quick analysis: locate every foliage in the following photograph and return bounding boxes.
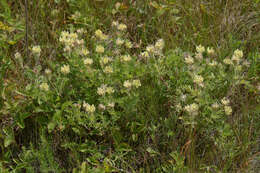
[0,0,259,172]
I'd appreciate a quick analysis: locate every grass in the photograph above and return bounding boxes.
[0,0,259,172]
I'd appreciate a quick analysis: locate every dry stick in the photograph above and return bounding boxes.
[25,0,29,63]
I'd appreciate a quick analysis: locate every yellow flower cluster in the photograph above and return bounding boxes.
[61,65,70,74]
[96,45,105,53]
[123,79,141,89]
[95,29,108,40]
[100,56,112,65]
[45,69,51,75]
[103,66,113,74]
[32,45,41,56]
[221,97,232,115]
[97,85,114,96]
[184,55,194,65]
[83,102,95,113]
[193,74,204,86]
[59,31,84,53]
[196,45,205,54]
[111,21,127,31]
[121,55,131,62]
[185,103,199,116]
[39,82,49,91]
[84,58,93,65]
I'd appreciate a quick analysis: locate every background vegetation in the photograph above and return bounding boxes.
[0,0,259,172]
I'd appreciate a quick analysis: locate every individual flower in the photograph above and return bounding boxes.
[125,40,133,48]
[195,53,203,61]
[132,79,141,88]
[84,58,93,65]
[108,102,115,108]
[80,48,89,56]
[83,102,95,113]
[100,56,111,65]
[45,69,51,75]
[97,85,107,96]
[96,45,105,53]
[98,104,106,111]
[95,29,108,40]
[39,82,49,91]
[184,55,194,64]
[155,39,164,50]
[193,75,204,85]
[185,103,199,116]
[221,97,230,105]
[15,52,21,59]
[146,45,155,53]
[123,80,132,88]
[224,106,232,115]
[223,58,233,65]
[116,38,124,45]
[212,102,220,109]
[207,47,215,56]
[112,21,119,27]
[196,45,205,54]
[106,87,115,94]
[141,51,149,58]
[117,23,127,31]
[121,55,131,62]
[95,29,103,38]
[103,66,113,74]
[61,65,70,74]
[233,49,243,58]
[32,45,41,56]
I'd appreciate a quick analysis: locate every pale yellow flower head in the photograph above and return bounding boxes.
[96,45,105,53]
[32,45,41,55]
[103,66,113,74]
[125,40,133,48]
[39,82,49,91]
[223,58,233,65]
[146,45,155,53]
[207,47,215,56]
[234,49,243,58]
[100,56,111,65]
[117,23,127,31]
[193,75,204,85]
[45,69,51,75]
[132,79,141,88]
[106,87,114,94]
[155,39,165,50]
[224,106,232,115]
[141,51,149,58]
[15,52,21,59]
[61,65,70,74]
[196,45,205,54]
[83,102,95,113]
[221,97,230,105]
[184,55,194,64]
[185,103,199,116]
[97,85,107,96]
[84,58,93,65]
[116,38,124,45]
[123,80,132,88]
[121,55,131,62]
[80,48,89,56]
